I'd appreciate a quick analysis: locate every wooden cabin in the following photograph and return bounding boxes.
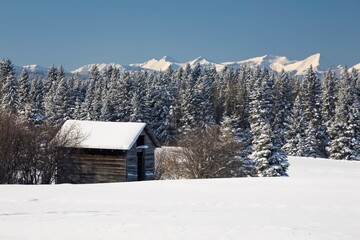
[56,120,160,184]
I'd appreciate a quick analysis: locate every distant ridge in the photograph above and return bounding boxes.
[13,53,360,76]
[71,53,326,76]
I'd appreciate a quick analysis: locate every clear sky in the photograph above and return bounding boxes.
[1,0,359,70]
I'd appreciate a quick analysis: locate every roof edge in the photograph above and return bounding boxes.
[145,125,161,148]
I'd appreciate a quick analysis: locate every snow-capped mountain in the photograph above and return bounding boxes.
[14,64,49,73]
[130,55,225,72]
[350,63,360,71]
[71,63,136,75]
[130,55,181,72]
[223,53,321,76]
[21,53,358,76]
[182,56,225,72]
[22,64,49,73]
[128,53,322,75]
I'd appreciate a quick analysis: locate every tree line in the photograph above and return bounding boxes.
[1,58,359,180]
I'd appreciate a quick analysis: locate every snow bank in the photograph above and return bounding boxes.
[1,156,360,240]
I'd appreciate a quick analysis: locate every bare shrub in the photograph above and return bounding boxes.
[156,126,252,179]
[155,147,184,180]
[0,113,84,184]
[0,113,24,183]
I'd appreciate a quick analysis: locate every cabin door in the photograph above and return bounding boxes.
[137,151,145,181]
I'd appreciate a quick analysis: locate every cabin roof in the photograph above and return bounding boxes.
[58,120,160,150]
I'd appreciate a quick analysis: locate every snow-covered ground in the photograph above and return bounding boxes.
[1,156,360,240]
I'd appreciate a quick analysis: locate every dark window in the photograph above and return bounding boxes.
[137,135,145,146]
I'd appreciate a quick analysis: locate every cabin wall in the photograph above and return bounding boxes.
[57,149,127,184]
[127,130,155,181]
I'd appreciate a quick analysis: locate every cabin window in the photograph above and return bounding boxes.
[137,135,145,146]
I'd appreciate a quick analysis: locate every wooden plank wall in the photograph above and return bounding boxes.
[57,149,127,184]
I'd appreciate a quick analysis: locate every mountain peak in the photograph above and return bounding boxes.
[21,52,355,76]
[22,64,49,73]
[160,55,178,63]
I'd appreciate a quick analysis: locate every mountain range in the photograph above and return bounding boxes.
[14,53,360,76]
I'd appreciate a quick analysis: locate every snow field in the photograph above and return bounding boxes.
[0,156,360,240]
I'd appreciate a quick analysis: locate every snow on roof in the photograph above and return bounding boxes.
[59,120,147,150]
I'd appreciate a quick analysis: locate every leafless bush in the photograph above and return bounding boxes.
[51,122,85,183]
[0,113,24,183]
[155,147,184,180]
[0,113,84,184]
[156,126,251,179]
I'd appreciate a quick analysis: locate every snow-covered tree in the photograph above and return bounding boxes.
[192,70,215,127]
[80,66,100,120]
[249,70,288,177]
[44,65,58,124]
[283,95,306,156]
[129,72,147,122]
[220,115,255,177]
[327,69,360,160]
[29,78,45,124]
[0,59,18,113]
[272,71,294,149]
[301,66,327,157]
[321,70,338,125]
[53,73,70,125]
[17,69,34,122]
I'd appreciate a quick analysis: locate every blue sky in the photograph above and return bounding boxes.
[1,0,359,70]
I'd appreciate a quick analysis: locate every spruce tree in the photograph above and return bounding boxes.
[192,70,215,127]
[283,95,306,156]
[273,71,294,149]
[29,78,45,124]
[53,73,69,125]
[44,65,58,124]
[301,66,326,157]
[0,59,18,113]
[80,66,100,120]
[327,68,357,160]
[220,115,255,177]
[249,70,288,177]
[17,69,30,115]
[321,70,338,125]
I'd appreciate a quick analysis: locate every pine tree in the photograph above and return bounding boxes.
[100,70,117,121]
[29,78,45,124]
[234,67,250,129]
[17,69,30,115]
[249,70,289,177]
[100,67,119,121]
[220,115,255,177]
[44,65,58,124]
[80,66,99,120]
[178,83,195,132]
[18,70,29,103]
[327,68,360,160]
[272,71,294,149]
[321,70,338,125]
[283,95,306,156]
[72,75,85,119]
[350,69,360,160]
[115,71,131,122]
[192,70,215,127]
[149,71,176,144]
[301,66,326,157]
[129,72,147,122]
[53,73,70,125]
[222,67,236,117]
[0,59,18,113]
[66,75,77,119]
